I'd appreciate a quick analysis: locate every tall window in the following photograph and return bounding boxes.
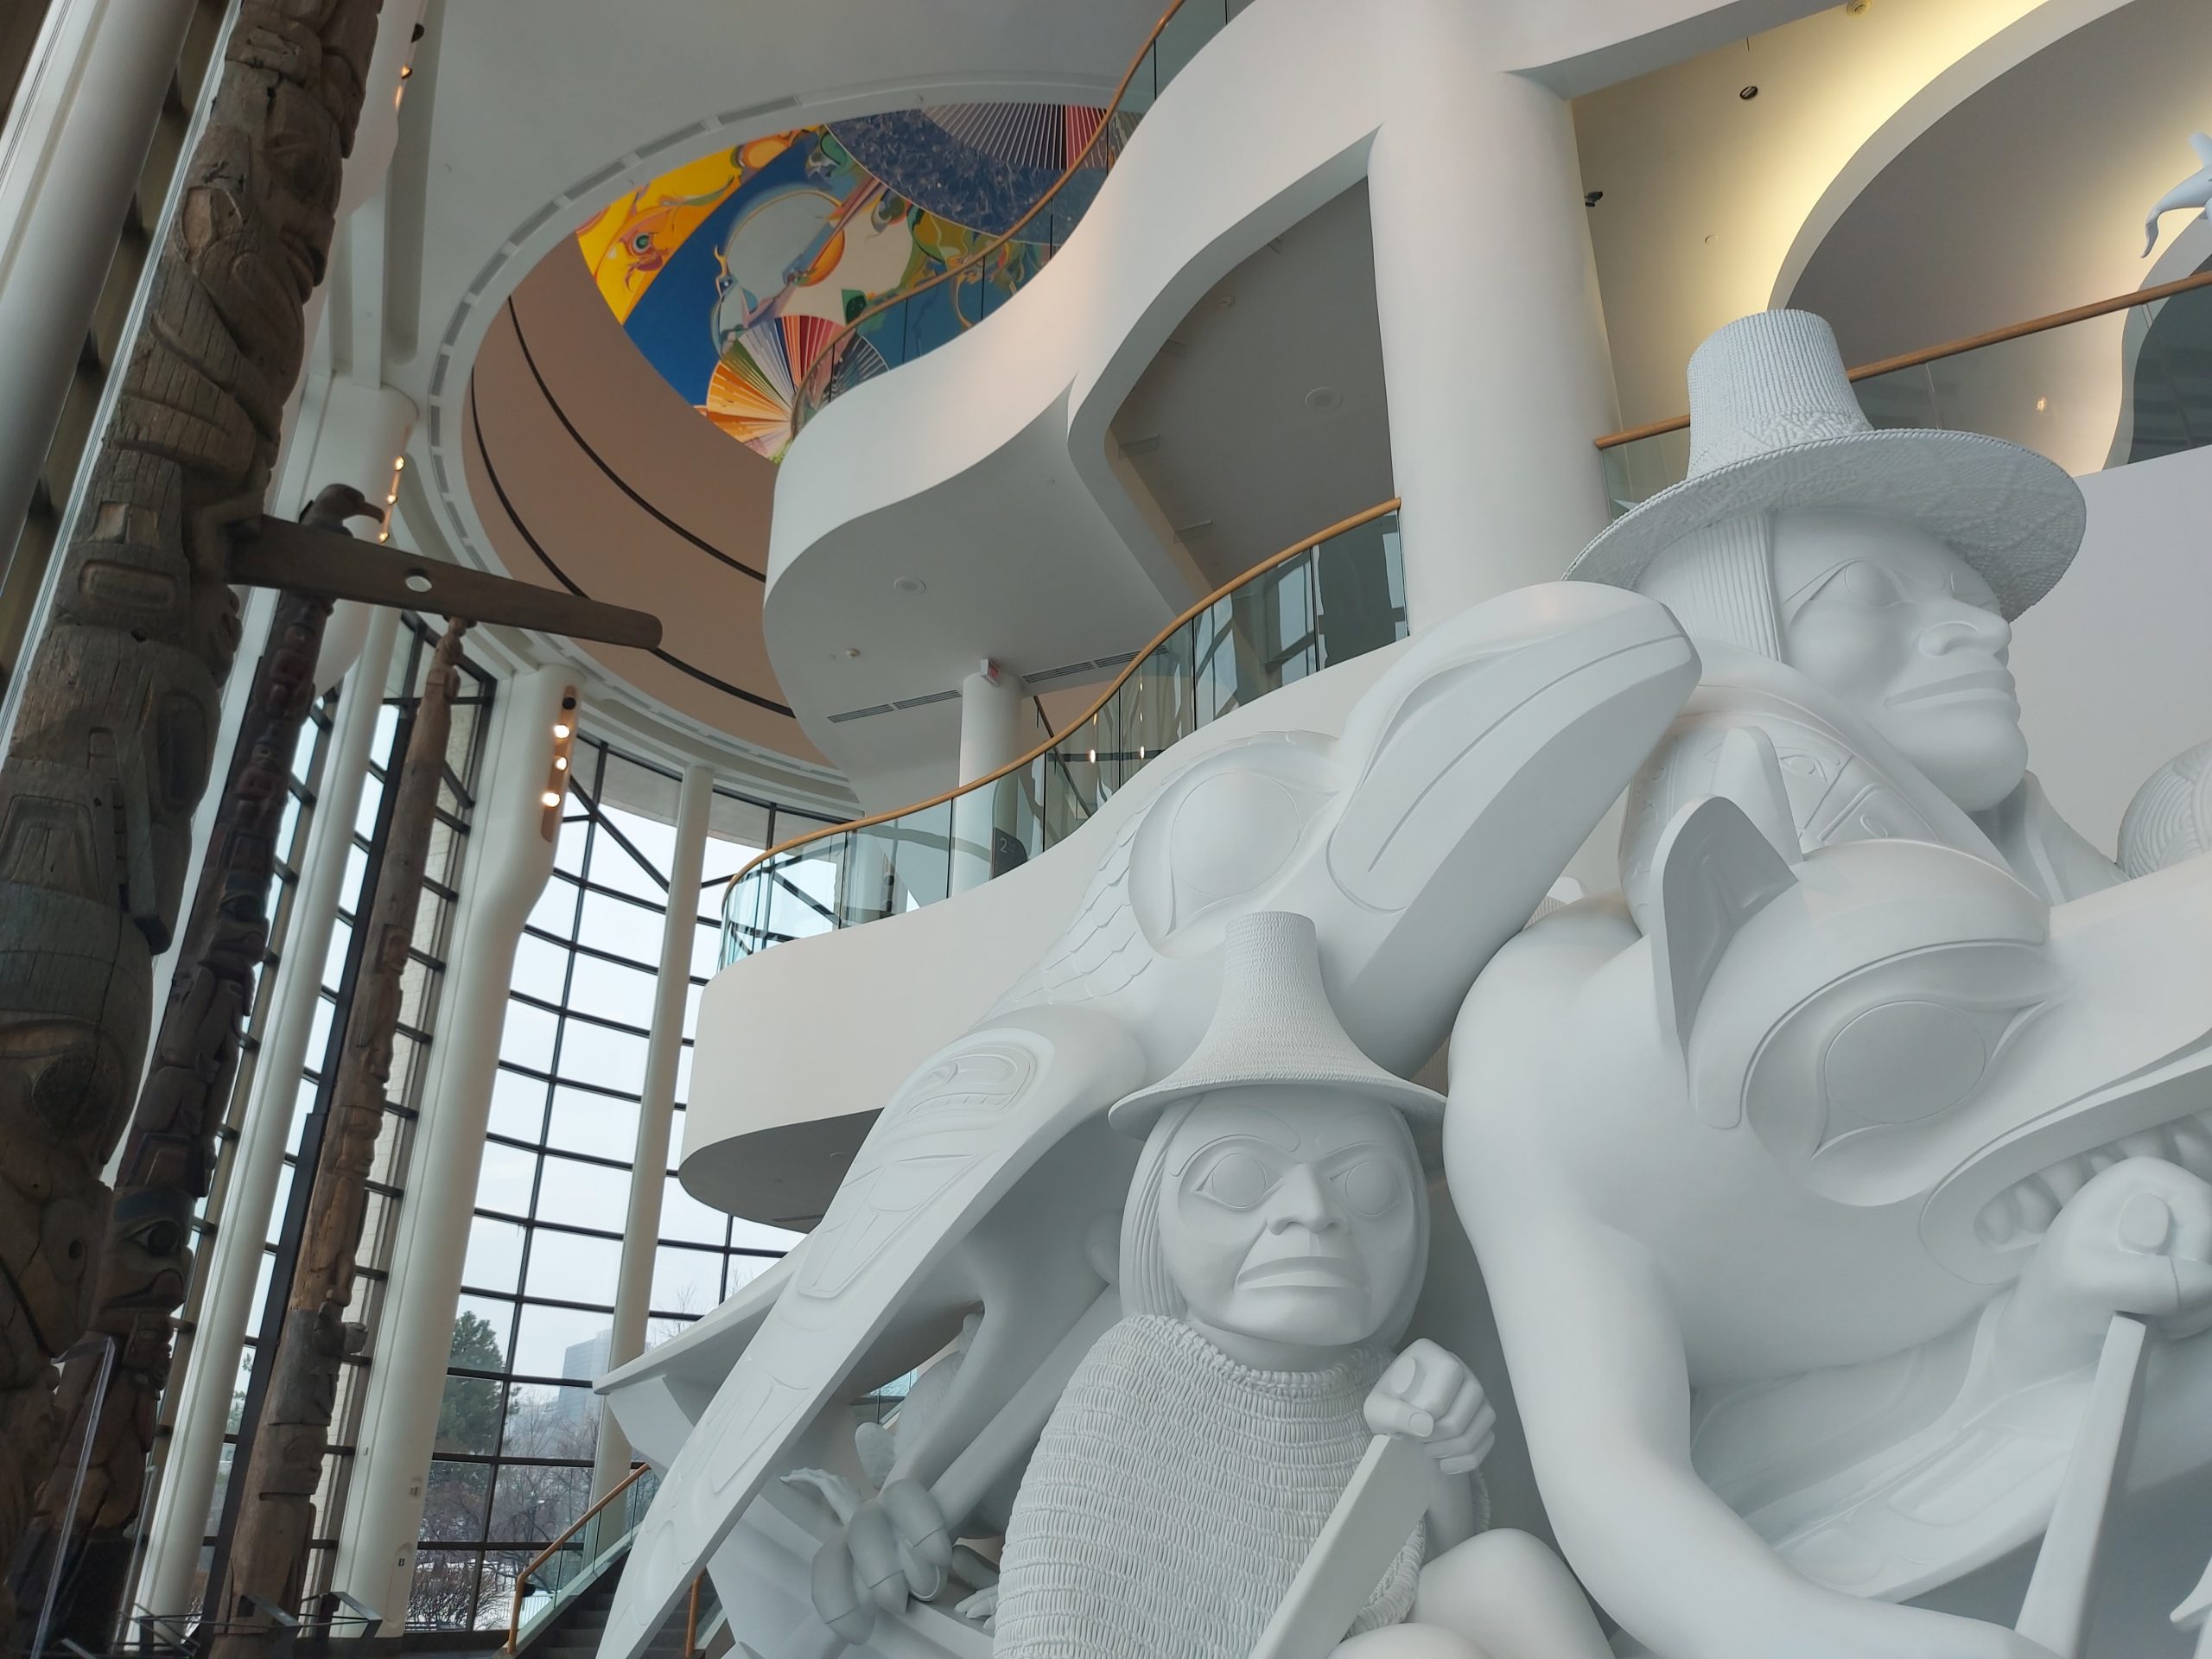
[197,615,493,1612]
[413,737,824,1627]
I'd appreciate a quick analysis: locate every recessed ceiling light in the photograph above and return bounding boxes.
[1215,292,1236,310]
[892,575,926,595]
[1738,85,1759,100]
[1305,386,1342,412]
[841,646,861,659]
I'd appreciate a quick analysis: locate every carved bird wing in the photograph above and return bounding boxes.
[591,1003,1144,1659]
[2142,133,2212,255]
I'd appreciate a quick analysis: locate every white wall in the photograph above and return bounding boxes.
[2010,442,2212,853]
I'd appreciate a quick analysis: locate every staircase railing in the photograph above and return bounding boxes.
[1595,266,2212,511]
[721,498,1406,963]
[506,1464,650,1654]
[787,0,1235,431]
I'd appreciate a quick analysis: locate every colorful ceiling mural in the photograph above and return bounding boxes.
[576,105,1122,461]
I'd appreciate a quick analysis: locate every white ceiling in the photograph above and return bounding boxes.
[1787,0,2212,471]
[1572,0,2065,428]
[1109,183,1394,591]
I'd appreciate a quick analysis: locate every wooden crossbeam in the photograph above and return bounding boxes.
[227,514,663,651]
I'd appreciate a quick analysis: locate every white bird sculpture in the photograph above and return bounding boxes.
[2143,132,2212,256]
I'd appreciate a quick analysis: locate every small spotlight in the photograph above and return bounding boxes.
[394,456,406,470]
[541,791,562,808]
[1738,85,1759,100]
[553,721,571,739]
[554,755,568,771]
[385,492,397,504]
[2034,396,2049,412]
[400,64,413,79]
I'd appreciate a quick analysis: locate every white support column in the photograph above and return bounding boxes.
[139,605,403,1620]
[0,0,194,562]
[1366,0,1618,629]
[333,666,573,1624]
[588,765,713,1503]
[950,662,1025,894]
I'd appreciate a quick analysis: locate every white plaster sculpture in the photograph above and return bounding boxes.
[2142,133,2212,257]
[830,912,1611,1659]
[590,583,1701,1659]
[2118,739,2212,878]
[1443,309,2212,1658]
[1579,309,2118,918]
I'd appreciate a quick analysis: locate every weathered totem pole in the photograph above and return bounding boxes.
[0,0,384,1629]
[209,618,467,1657]
[8,488,374,1649]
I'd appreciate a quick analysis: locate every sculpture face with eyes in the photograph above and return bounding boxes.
[1155,1087,1424,1363]
[1769,508,2027,815]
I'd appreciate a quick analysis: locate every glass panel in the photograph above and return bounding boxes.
[577,888,663,965]
[496,1001,558,1072]
[563,951,655,1033]
[545,1087,639,1161]
[510,932,569,1004]
[553,1020,648,1095]
[523,1227,623,1306]
[510,1303,615,1382]
[487,1068,549,1143]
[649,1244,725,1320]
[527,874,582,941]
[474,1142,537,1217]
[531,1153,630,1221]
[461,1217,525,1296]
[420,1458,492,1539]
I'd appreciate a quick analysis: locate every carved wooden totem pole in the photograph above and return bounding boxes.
[0,0,384,1628]
[210,619,467,1657]
[9,488,372,1649]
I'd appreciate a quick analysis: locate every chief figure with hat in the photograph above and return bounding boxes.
[1567,308,2129,916]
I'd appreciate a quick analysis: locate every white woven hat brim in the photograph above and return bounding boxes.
[1108,1065,1446,1141]
[1568,426,2086,621]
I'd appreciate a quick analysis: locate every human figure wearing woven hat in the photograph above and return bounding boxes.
[834,913,1613,1659]
[1441,308,2212,1658]
[1567,308,2126,921]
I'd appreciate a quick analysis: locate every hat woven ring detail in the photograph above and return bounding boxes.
[1109,911,1443,1138]
[1567,309,2086,622]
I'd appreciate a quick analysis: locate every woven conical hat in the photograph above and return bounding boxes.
[1108,912,1443,1138]
[1567,309,2083,621]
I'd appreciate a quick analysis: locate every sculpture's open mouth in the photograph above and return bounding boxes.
[1885,667,2016,709]
[1238,1255,1368,1291]
[1974,1104,2212,1247]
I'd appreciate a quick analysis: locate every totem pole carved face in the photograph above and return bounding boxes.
[98,1186,194,1320]
[0,1019,118,1386]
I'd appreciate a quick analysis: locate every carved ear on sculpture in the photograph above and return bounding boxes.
[1709,725,1799,865]
[1649,794,1799,1065]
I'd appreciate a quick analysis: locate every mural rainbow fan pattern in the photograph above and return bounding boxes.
[575,105,1124,461]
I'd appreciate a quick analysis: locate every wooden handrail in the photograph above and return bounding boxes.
[505,1463,650,1652]
[720,497,1403,902]
[1593,266,2212,450]
[791,0,1192,422]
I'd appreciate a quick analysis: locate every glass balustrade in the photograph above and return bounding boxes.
[1600,274,2212,514]
[722,505,1406,963]
[788,0,1238,430]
